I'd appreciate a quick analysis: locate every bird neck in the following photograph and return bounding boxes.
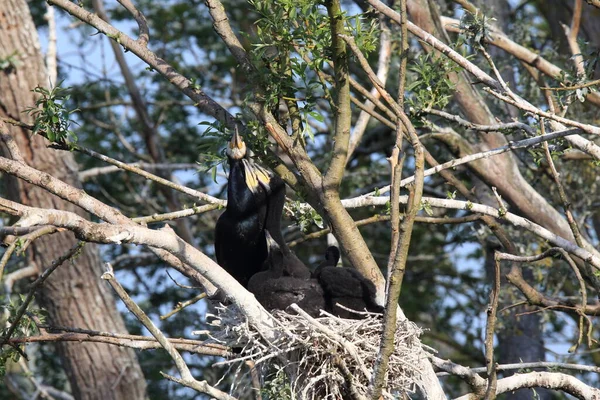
[227,159,262,216]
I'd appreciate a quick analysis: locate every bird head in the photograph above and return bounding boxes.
[265,230,284,276]
[325,246,340,265]
[225,128,275,195]
[226,127,247,160]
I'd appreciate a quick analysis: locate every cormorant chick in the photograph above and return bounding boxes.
[249,231,325,317]
[313,246,383,319]
[257,162,311,281]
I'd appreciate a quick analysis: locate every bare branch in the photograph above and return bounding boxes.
[102,264,236,399]
[47,0,240,129]
[340,18,427,399]
[132,204,219,225]
[0,242,84,348]
[482,87,600,136]
[340,195,600,271]
[431,356,485,394]
[348,20,392,158]
[1,225,61,282]
[437,361,600,376]
[65,144,224,206]
[116,0,149,45]
[564,0,585,77]
[44,3,57,86]
[323,0,353,188]
[160,293,207,320]
[541,123,585,249]
[483,256,501,399]
[456,371,600,399]
[9,330,228,357]
[424,108,535,136]
[439,15,600,107]
[79,163,201,181]
[362,127,582,195]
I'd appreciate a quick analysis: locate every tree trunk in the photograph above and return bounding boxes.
[0,1,147,399]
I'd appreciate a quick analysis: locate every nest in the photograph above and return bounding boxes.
[206,304,430,399]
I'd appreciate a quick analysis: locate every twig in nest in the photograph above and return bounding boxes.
[208,304,428,399]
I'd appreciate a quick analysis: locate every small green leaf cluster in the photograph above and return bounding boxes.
[527,142,565,166]
[553,48,599,105]
[407,53,460,110]
[287,200,324,233]
[260,366,292,400]
[24,85,78,145]
[0,296,45,378]
[348,14,379,55]
[197,121,230,182]
[248,0,330,122]
[0,347,19,378]
[420,199,434,216]
[247,0,379,140]
[0,51,21,71]
[458,10,495,49]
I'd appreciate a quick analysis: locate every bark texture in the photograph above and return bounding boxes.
[0,1,147,399]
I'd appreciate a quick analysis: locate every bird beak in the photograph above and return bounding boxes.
[227,127,247,160]
[230,127,243,150]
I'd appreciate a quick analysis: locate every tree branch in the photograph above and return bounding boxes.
[456,371,600,399]
[0,242,84,348]
[9,330,228,357]
[340,195,600,271]
[101,264,236,399]
[323,0,352,187]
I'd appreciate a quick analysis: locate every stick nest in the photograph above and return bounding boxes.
[208,304,430,399]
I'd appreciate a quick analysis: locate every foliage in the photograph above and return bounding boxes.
[0,51,21,72]
[457,10,495,49]
[407,53,461,111]
[0,297,45,378]
[287,201,324,233]
[259,366,292,400]
[24,85,78,145]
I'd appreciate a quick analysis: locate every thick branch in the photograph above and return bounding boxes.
[323,0,352,187]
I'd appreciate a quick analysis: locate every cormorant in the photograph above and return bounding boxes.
[313,246,384,319]
[254,154,311,280]
[215,128,310,287]
[248,231,325,317]
[214,129,271,287]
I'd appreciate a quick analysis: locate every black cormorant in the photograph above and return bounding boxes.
[313,246,383,319]
[214,129,271,287]
[248,231,325,316]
